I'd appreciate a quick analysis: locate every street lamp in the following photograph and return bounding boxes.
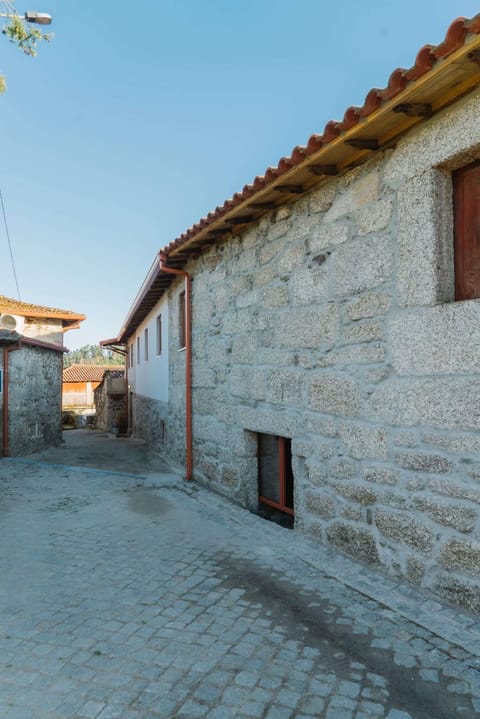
[24,11,51,25]
[0,10,52,25]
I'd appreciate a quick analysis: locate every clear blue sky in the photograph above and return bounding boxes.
[0,1,478,349]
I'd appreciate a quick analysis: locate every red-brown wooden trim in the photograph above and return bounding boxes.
[454,159,480,301]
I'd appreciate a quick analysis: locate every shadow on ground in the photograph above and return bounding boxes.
[25,429,170,476]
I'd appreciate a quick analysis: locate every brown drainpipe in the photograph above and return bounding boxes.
[3,343,21,457]
[158,251,193,481]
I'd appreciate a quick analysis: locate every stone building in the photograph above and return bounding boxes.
[93,368,126,432]
[62,364,118,412]
[0,295,85,456]
[104,16,480,612]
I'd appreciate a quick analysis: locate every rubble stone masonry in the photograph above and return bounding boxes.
[165,87,480,612]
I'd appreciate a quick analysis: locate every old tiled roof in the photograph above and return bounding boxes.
[106,14,480,344]
[62,364,117,383]
[0,295,86,329]
[163,15,480,260]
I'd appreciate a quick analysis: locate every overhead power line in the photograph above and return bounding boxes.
[0,188,21,301]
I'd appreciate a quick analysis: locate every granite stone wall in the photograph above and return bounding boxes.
[131,392,169,451]
[164,87,480,612]
[7,345,63,455]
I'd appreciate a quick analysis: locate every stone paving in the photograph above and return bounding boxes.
[1,441,480,718]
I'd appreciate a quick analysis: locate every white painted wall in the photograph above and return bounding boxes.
[127,294,169,403]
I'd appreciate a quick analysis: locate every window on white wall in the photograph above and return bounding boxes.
[144,328,149,361]
[179,291,186,349]
[156,314,162,356]
[129,344,134,368]
[0,368,3,393]
[137,337,140,365]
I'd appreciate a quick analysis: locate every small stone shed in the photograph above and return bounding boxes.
[0,295,85,456]
[105,16,480,612]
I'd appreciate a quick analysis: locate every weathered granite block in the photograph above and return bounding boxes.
[326,523,379,564]
[368,378,480,432]
[343,320,383,345]
[305,491,336,519]
[440,539,480,574]
[265,369,305,406]
[390,302,480,376]
[308,222,350,254]
[413,497,476,533]
[395,452,452,474]
[375,509,434,554]
[275,305,338,349]
[344,293,390,321]
[333,236,393,297]
[309,374,362,417]
[290,267,329,305]
[406,557,426,586]
[339,422,387,459]
[324,170,380,223]
[435,575,480,614]
[357,196,393,236]
[362,464,399,486]
[333,482,377,506]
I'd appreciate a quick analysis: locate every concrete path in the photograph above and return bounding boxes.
[1,431,480,718]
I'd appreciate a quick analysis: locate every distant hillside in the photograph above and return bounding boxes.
[64,344,124,368]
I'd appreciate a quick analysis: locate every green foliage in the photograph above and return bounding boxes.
[3,15,53,56]
[0,5,54,92]
[64,344,125,368]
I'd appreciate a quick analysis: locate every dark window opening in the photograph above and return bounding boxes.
[179,291,186,349]
[453,160,480,301]
[156,314,162,356]
[258,433,294,528]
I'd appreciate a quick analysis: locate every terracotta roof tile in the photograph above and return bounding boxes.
[164,14,480,256]
[62,364,120,383]
[105,13,480,345]
[0,295,85,328]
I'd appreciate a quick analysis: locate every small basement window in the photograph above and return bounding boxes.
[453,160,480,301]
[258,433,294,528]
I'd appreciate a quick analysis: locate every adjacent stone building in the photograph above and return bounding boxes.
[104,16,480,612]
[0,295,85,456]
[93,368,126,432]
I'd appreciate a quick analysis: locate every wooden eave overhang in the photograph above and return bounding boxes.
[166,20,480,261]
[104,15,480,347]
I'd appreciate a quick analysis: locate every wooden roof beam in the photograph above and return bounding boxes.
[393,102,433,118]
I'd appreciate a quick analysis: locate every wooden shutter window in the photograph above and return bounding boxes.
[453,161,480,301]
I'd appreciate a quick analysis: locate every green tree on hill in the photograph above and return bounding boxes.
[64,344,125,368]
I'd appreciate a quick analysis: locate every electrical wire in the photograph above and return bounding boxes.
[0,188,21,300]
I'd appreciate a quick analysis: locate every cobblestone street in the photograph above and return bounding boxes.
[1,433,480,718]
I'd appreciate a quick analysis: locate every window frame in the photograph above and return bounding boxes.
[178,290,186,349]
[144,327,149,362]
[156,314,162,356]
[258,433,294,517]
[453,159,480,302]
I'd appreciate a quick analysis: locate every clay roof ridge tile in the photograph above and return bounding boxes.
[468,15,480,34]
[434,17,468,59]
